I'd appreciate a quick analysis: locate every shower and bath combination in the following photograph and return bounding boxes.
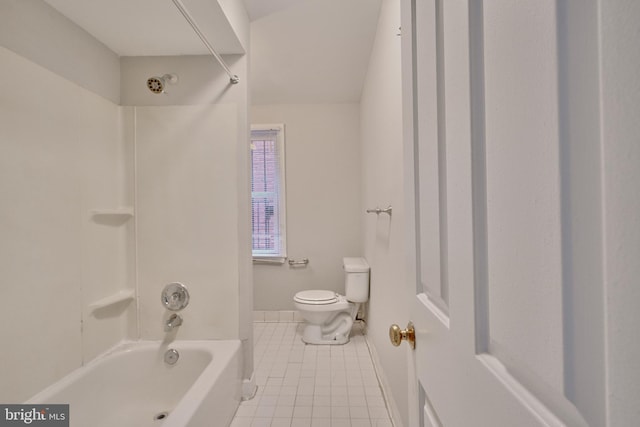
[146,73,178,94]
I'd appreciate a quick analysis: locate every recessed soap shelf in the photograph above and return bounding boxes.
[89,289,135,313]
[90,207,134,225]
[90,207,134,217]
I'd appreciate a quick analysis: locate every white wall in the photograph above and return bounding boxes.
[359,1,408,426]
[0,0,120,104]
[250,104,362,310]
[0,46,133,403]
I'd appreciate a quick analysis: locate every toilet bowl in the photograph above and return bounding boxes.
[293,258,370,345]
[294,290,357,345]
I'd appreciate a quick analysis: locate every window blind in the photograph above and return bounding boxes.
[250,126,286,259]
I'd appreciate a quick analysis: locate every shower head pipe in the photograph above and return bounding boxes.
[171,0,239,85]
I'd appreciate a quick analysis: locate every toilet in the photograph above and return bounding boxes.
[293,257,370,345]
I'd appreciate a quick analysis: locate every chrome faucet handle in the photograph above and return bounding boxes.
[161,282,190,311]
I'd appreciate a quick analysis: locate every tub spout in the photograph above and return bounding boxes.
[165,313,183,331]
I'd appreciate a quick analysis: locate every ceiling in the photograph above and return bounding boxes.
[42,0,383,104]
[42,0,244,55]
[247,0,382,104]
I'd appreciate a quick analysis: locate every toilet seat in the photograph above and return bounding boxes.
[294,290,338,305]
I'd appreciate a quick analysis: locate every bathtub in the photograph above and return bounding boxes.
[28,340,242,427]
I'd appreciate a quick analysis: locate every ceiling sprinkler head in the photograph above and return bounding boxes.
[146,73,178,94]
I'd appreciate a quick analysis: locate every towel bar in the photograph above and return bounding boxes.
[366,205,392,216]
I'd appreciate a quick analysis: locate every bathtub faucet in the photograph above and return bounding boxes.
[165,313,183,332]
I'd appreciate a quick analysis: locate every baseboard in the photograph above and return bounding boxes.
[365,326,404,427]
[253,310,304,322]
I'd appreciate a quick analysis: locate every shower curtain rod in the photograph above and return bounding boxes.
[171,0,240,85]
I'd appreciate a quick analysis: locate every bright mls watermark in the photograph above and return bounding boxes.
[0,405,68,426]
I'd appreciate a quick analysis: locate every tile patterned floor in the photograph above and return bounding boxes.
[230,322,394,427]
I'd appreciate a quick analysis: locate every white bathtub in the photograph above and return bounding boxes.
[28,340,242,427]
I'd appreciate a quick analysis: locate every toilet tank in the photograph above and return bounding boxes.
[343,257,370,303]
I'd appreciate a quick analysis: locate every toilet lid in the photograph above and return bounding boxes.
[294,290,338,305]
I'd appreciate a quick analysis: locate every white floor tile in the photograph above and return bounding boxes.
[293,406,313,418]
[365,386,382,396]
[295,395,314,407]
[331,406,350,419]
[350,406,370,419]
[230,417,253,427]
[231,321,395,427]
[271,418,292,427]
[311,405,331,418]
[273,405,294,418]
[271,418,291,427]
[250,418,272,427]
[351,419,373,427]
[279,385,298,395]
[314,386,331,396]
[254,405,276,418]
[331,395,350,407]
[259,396,279,407]
[348,395,367,406]
[368,406,390,419]
[234,405,257,417]
[313,395,331,407]
[366,396,386,407]
[297,384,315,396]
[263,385,282,396]
[277,394,297,407]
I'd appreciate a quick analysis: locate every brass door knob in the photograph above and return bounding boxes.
[389,321,415,349]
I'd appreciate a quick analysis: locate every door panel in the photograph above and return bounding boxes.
[401,0,605,425]
[482,0,564,396]
[414,0,447,308]
[419,384,443,427]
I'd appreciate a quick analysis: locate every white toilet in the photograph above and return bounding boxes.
[293,257,370,345]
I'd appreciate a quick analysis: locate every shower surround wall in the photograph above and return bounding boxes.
[0,45,134,403]
[1,0,252,403]
[133,103,239,341]
[120,53,252,355]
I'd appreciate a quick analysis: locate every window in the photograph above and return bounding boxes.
[250,125,286,260]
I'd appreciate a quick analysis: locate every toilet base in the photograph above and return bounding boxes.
[301,324,350,345]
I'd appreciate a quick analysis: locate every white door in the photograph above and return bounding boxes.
[397,0,635,426]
